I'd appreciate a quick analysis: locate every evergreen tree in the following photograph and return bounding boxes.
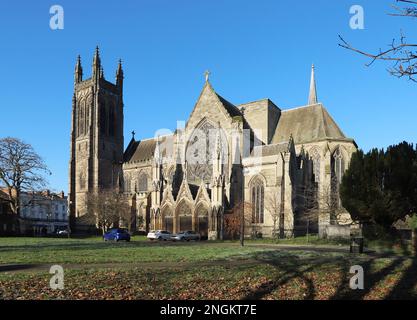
[340,142,417,229]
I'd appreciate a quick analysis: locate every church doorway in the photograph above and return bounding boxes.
[162,206,173,233]
[176,201,192,232]
[164,217,173,233]
[179,216,192,232]
[196,204,209,240]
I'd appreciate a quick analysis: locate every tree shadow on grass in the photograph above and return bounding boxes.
[242,251,338,300]
[241,249,417,300]
[384,257,417,300]
[330,253,406,300]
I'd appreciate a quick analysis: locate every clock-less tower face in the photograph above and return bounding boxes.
[185,121,228,185]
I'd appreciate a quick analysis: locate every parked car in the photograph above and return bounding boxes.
[57,229,69,236]
[147,230,172,241]
[171,230,201,242]
[103,228,131,242]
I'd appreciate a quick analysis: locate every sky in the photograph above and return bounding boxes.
[0,0,416,193]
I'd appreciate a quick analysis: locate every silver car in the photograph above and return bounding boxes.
[147,230,172,241]
[171,230,201,242]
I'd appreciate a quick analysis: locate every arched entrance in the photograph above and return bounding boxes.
[176,200,192,232]
[195,204,209,240]
[162,206,173,233]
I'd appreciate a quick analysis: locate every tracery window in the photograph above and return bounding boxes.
[251,177,264,224]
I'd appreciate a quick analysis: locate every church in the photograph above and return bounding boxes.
[68,48,357,239]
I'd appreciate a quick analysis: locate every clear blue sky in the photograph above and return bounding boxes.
[1,0,416,193]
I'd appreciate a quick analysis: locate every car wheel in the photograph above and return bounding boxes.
[158,236,162,241]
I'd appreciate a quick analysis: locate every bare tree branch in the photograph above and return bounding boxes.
[339,0,417,82]
[0,137,50,215]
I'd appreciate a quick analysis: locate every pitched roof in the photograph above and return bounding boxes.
[250,142,290,157]
[124,136,171,163]
[215,93,242,118]
[271,103,352,145]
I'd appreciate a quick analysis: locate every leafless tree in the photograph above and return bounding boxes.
[265,191,281,239]
[339,0,417,82]
[0,137,50,216]
[86,189,132,235]
[224,201,253,246]
[297,183,342,241]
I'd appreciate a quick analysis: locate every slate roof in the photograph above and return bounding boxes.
[251,142,290,157]
[271,103,351,145]
[215,93,242,118]
[124,135,171,163]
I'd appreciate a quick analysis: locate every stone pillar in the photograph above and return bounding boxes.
[282,152,294,237]
[318,149,332,238]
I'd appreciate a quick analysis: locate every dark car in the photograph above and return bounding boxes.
[103,228,131,242]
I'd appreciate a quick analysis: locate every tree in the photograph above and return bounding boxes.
[86,189,132,235]
[297,183,342,241]
[264,191,282,239]
[224,201,253,246]
[340,142,417,230]
[339,0,417,82]
[0,137,50,217]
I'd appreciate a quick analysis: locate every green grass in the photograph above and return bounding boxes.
[0,236,273,264]
[242,235,350,246]
[0,236,416,299]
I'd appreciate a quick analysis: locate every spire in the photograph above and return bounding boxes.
[116,59,124,88]
[204,70,210,83]
[74,55,83,84]
[308,64,318,105]
[92,46,101,79]
[154,136,162,165]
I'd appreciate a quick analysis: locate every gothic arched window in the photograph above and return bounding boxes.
[100,102,107,135]
[332,147,345,184]
[251,177,264,224]
[310,147,321,184]
[331,147,345,209]
[137,173,148,192]
[109,106,115,137]
[124,174,131,193]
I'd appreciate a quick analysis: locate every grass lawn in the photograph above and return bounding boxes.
[0,236,416,300]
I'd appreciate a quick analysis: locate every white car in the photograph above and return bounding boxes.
[147,230,172,241]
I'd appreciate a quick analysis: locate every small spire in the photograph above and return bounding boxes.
[117,59,123,74]
[204,70,211,82]
[100,66,104,79]
[74,55,83,84]
[308,64,318,105]
[131,130,135,139]
[93,46,101,78]
[154,136,161,165]
[116,59,124,86]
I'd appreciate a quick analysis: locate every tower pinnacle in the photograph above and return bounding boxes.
[308,64,318,105]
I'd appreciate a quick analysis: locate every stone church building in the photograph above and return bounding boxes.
[69,48,357,239]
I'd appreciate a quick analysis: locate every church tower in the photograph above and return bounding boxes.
[69,47,124,231]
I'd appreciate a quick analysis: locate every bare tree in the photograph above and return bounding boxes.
[224,201,253,246]
[265,191,281,239]
[86,189,131,235]
[339,0,417,82]
[0,137,50,216]
[297,183,342,241]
